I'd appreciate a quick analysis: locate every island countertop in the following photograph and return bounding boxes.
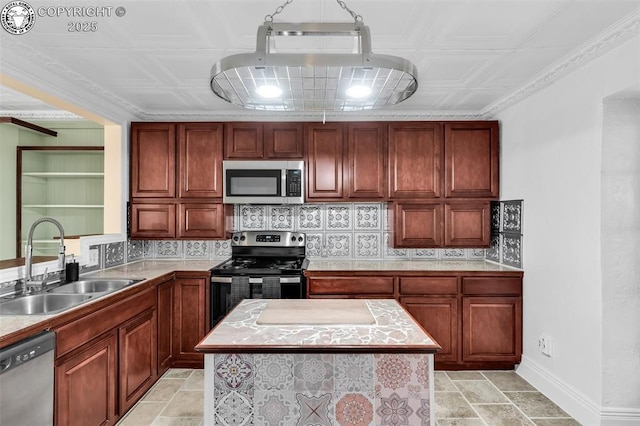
[195,298,441,353]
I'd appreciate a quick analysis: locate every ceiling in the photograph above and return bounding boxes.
[1,0,639,122]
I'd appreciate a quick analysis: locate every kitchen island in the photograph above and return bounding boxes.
[196,298,440,425]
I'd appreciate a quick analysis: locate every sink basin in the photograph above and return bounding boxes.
[48,279,140,294]
[0,294,94,315]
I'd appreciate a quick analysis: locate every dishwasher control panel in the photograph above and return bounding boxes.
[0,331,55,374]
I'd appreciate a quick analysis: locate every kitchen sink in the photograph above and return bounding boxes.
[48,279,141,294]
[0,294,94,316]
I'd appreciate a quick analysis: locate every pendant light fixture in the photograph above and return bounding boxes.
[210,0,418,112]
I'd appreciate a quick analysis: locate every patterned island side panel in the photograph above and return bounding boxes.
[205,352,434,426]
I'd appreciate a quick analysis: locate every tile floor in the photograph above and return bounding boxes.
[117,368,581,426]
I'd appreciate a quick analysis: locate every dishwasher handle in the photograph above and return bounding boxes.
[0,331,55,375]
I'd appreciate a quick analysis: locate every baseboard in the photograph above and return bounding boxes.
[517,356,640,426]
[517,355,601,425]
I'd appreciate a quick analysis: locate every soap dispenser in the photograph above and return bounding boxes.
[65,255,79,282]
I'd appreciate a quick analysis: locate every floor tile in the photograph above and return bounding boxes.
[531,419,582,426]
[437,419,487,425]
[162,369,194,379]
[504,392,570,418]
[435,371,458,391]
[160,391,204,418]
[447,371,486,381]
[118,402,165,426]
[474,404,535,425]
[152,417,204,426]
[435,392,479,419]
[455,380,509,404]
[181,370,204,390]
[144,379,186,402]
[483,371,536,391]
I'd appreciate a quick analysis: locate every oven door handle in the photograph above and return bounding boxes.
[210,276,301,284]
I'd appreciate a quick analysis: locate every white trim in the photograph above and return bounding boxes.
[518,356,640,425]
[517,355,601,425]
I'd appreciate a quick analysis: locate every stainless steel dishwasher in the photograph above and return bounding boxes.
[0,331,55,425]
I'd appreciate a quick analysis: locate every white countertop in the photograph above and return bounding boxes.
[196,298,440,352]
[306,259,521,272]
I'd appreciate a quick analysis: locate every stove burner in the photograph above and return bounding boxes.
[269,259,300,270]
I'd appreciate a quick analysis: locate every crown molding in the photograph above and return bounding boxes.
[0,110,83,120]
[481,9,640,119]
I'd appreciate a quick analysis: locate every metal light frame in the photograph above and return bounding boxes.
[210,22,418,111]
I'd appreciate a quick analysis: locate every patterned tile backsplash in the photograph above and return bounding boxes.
[489,200,524,268]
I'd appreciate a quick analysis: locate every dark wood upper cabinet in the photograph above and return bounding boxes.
[130,123,176,198]
[177,203,229,239]
[444,121,499,198]
[346,123,386,199]
[178,123,223,198]
[444,201,491,247]
[391,202,443,248]
[224,122,264,159]
[305,123,345,200]
[388,122,443,199]
[265,122,304,158]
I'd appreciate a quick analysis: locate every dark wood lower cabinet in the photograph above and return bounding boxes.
[157,279,174,375]
[173,277,207,367]
[55,331,118,426]
[401,296,458,363]
[119,308,157,414]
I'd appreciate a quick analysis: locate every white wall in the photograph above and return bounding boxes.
[601,96,640,412]
[498,34,640,424]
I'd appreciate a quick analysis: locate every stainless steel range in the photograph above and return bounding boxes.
[209,230,308,328]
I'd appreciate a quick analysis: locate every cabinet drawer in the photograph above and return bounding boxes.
[56,288,156,357]
[399,277,457,295]
[308,277,394,295]
[462,277,522,296]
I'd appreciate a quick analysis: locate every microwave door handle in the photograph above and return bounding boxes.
[281,168,287,198]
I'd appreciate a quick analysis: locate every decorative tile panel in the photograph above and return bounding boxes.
[269,206,295,230]
[184,241,210,259]
[326,205,352,230]
[491,200,501,231]
[126,240,144,262]
[335,354,374,392]
[325,233,352,258]
[254,354,294,391]
[334,392,375,426]
[254,390,296,425]
[501,234,522,268]
[486,234,501,262]
[502,200,523,234]
[294,354,334,392]
[240,205,266,230]
[355,204,382,230]
[298,205,323,230]
[214,240,232,258]
[155,240,182,258]
[305,234,323,258]
[441,248,465,260]
[411,249,439,260]
[466,248,486,259]
[295,392,333,426]
[105,241,125,268]
[142,240,154,258]
[355,233,381,259]
[383,233,409,259]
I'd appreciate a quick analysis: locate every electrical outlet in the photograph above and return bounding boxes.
[538,334,552,357]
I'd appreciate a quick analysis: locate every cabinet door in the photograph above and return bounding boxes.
[346,123,386,199]
[307,276,394,297]
[119,308,157,414]
[444,202,491,247]
[131,123,176,198]
[265,122,304,158]
[444,122,499,198]
[305,123,345,200]
[55,331,118,426]
[462,296,522,363]
[130,203,176,239]
[392,202,443,247]
[173,278,206,367]
[157,279,174,375]
[178,123,223,198]
[388,122,442,198]
[402,296,458,363]
[178,203,227,239]
[224,123,264,159]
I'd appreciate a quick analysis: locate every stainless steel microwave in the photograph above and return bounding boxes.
[223,160,304,204]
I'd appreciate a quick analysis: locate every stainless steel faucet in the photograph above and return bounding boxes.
[24,217,65,293]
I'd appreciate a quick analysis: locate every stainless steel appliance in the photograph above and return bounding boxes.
[223,160,304,204]
[210,231,308,327]
[0,331,55,426]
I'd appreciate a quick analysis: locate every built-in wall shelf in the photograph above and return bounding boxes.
[17,146,104,258]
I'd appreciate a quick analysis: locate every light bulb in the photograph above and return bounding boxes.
[256,85,283,98]
[346,85,372,99]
